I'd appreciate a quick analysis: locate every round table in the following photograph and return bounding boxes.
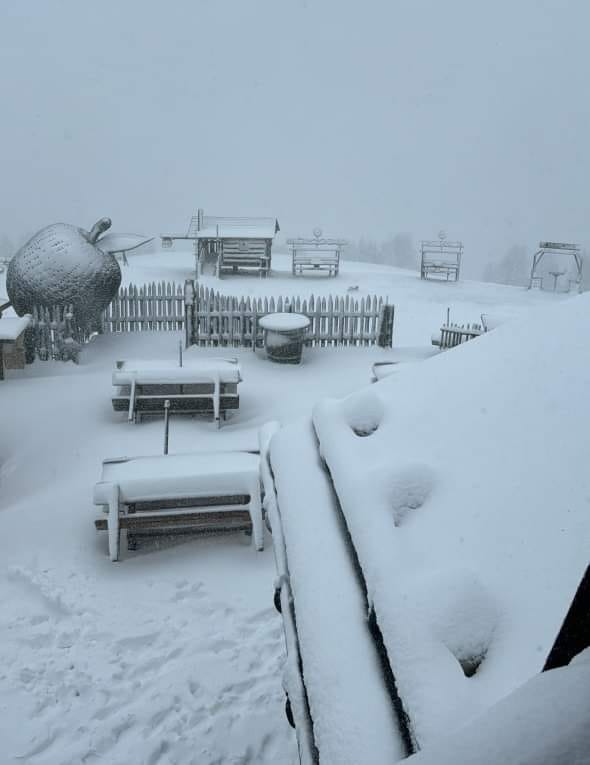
[259,312,311,364]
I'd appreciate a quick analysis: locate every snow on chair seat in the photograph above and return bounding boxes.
[111,358,241,427]
[93,450,263,561]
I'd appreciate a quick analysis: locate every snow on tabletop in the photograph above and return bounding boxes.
[112,357,241,385]
[259,312,311,331]
[404,650,590,765]
[0,314,31,341]
[312,292,590,749]
[94,451,260,505]
[270,421,406,765]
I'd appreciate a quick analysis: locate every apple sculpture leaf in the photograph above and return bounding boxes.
[6,218,122,329]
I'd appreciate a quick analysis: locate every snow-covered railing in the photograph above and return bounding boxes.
[432,322,484,350]
[28,305,89,362]
[101,280,394,348]
[102,282,185,333]
[185,282,394,349]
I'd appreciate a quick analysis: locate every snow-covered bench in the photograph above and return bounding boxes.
[94,449,266,561]
[292,250,340,276]
[111,358,241,427]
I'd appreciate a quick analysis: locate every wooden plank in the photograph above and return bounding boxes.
[96,508,252,532]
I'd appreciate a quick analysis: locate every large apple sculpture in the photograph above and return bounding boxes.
[6,218,122,329]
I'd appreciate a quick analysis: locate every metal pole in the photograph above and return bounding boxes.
[163,399,170,455]
[178,339,183,367]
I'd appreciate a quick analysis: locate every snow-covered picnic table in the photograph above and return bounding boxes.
[111,357,242,426]
[93,450,263,561]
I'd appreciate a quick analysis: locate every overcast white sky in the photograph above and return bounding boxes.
[1,0,589,273]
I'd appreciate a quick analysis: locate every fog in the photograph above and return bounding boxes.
[1,0,589,279]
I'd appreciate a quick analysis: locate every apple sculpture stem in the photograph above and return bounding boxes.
[89,217,112,243]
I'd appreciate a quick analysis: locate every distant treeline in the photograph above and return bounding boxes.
[342,234,417,270]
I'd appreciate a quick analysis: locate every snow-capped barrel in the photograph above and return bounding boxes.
[259,312,311,364]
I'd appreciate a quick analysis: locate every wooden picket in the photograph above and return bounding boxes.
[185,283,393,348]
[102,282,185,333]
[100,280,394,348]
[437,323,483,350]
[28,305,89,362]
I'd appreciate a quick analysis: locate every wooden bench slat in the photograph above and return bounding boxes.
[112,395,239,413]
[128,494,250,511]
[95,509,252,532]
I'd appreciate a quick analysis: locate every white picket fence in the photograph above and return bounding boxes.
[102,281,394,348]
[435,323,484,350]
[102,282,184,333]
[28,305,91,362]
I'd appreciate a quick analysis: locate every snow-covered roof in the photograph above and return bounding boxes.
[271,292,590,756]
[0,314,31,341]
[195,216,278,240]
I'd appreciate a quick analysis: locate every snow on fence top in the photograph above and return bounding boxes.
[101,281,394,349]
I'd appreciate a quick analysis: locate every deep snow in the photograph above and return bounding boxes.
[0,249,580,763]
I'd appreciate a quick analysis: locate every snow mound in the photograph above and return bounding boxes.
[311,293,590,747]
[386,464,436,526]
[401,568,499,677]
[343,390,384,436]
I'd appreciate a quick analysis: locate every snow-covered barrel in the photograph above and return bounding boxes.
[259,312,310,364]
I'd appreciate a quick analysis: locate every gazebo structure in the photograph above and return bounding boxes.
[161,209,280,278]
[287,228,348,277]
[528,241,583,293]
[420,233,463,281]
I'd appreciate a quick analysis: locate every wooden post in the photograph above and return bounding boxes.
[106,483,121,562]
[163,399,170,454]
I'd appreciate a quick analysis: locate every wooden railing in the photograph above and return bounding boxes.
[102,282,185,333]
[28,280,394,358]
[184,282,394,349]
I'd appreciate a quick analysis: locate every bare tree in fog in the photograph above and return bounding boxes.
[483,244,529,287]
[346,233,417,271]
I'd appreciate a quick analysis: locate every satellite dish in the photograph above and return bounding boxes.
[438,230,447,242]
[313,227,323,239]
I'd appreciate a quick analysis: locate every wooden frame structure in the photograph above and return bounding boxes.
[161,208,279,278]
[528,241,583,293]
[287,231,347,276]
[420,237,463,281]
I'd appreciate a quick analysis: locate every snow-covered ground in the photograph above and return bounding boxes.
[0,250,577,763]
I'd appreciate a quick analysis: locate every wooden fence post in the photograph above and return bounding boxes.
[377,304,394,348]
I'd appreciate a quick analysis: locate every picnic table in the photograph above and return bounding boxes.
[94,450,264,560]
[111,358,241,426]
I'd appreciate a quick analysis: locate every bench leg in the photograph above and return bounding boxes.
[106,484,121,562]
[249,484,264,551]
[128,379,136,423]
[213,374,221,428]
